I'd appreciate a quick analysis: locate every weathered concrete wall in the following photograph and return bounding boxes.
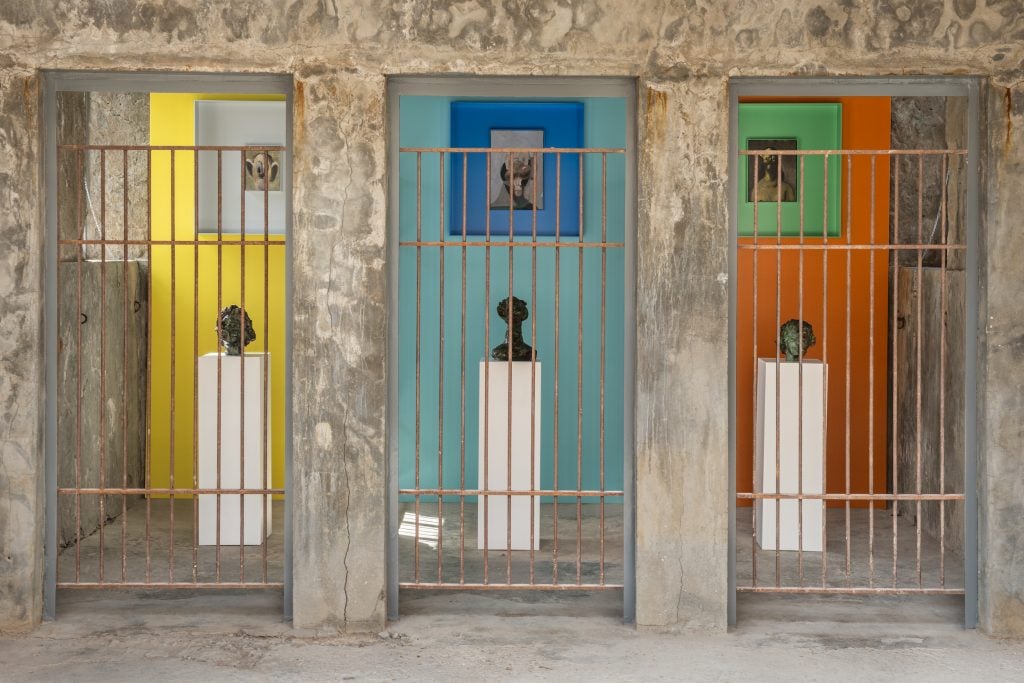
[979,83,1024,638]
[0,0,1023,637]
[0,69,43,633]
[635,79,729,630]
[896,268,966,559]
[290,70,388,632]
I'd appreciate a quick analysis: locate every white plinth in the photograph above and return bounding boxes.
[478,361,541,551]
[198,353,272,545]
[755,359,825,552]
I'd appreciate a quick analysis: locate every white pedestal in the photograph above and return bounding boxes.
[755,359,825,552]
[198,353,272,545]
[478,361,541,551]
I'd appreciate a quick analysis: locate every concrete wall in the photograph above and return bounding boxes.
[1,1,1023,637]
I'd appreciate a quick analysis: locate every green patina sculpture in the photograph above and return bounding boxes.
[779,319,816,362]
[217,305,256,356]
[491,296,537,361]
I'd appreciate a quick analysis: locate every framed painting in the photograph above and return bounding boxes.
[449,101,583,236]
[738,103,842,237]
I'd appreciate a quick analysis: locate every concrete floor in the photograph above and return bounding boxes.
[3,590,1022,681]
[57,499,285,585]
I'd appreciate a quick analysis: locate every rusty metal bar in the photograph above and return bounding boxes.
[750,152,759,588]
[192,149,201,584]
[75,149,84,582]
[122,148,130,583]
[819,151,830,587]
[737,492,962,501]
[437,151,445,584]
[239,147,248,583]
[215,150,224,580]
[843,154,852,582]
[599,153,607,584]
[529,150,539,584]
[576,150,585,585]
[914,154,925,588]
[939,152,949,588]
[506,150,515,586]
[869,154,877,588]
[891,157,900,588]
[459,152,468,584]
[414,152,422,583]
[552,152,562,585]
[401,489,623,497]
[98,148,107,584]
[482,150,491,585]
[145,149,153,583]
[797,153,806,584]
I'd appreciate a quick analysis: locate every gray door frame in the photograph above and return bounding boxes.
[40,70,295,620]
[726,76,981,628]
[385,75,639,622]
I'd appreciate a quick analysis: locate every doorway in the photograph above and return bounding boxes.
[387,77,637,620]
[42,72,294,618]
[728,78,980,627]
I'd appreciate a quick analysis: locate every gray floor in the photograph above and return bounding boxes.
[8,590,1020,681]
[735,506,965,591]
[57,498,285,585]
[397,501,624,587]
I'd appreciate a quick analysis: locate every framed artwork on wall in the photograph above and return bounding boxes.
[738,103,842,237]
[449,101,583,236]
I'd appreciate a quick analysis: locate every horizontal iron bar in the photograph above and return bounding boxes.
[400,489,624,497]
[399,146,625,154]
[59,488,284,495]
[59,239,285,246]
[57,144,286,152]
[400,583,623,591]
[737,243,966,251]
[737,587,965,595]
[738,149,967,156]
[737,492,964,501]
[58,582,284,589]
[399,241,625,249]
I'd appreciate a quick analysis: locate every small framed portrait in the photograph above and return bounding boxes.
[489,130,544,211]
[746,138,798,203]
[244,146,282,192]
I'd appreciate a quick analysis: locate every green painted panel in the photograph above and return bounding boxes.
[738,103,842,237]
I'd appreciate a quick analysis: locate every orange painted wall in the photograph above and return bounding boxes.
[737,97,890,508]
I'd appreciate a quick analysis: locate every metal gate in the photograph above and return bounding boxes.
[395,144,627,592]
[731,90,977,610]
[45,78,291,607]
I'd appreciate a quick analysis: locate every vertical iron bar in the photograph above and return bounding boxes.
[459,153,468,584]
[819,151,830,587]
[168,149,176,583]
[506,151,514,584]
[483,150,492,584]
[437,151,445,584]
[599,153,607,584]
[262,147,271,583]
[868,155,877,588]
[552,154,561,585]
[75,149,84,582]
[915,154,924,588]
[99,149,107,583]
[192,149,200,583]
[414,152,422,583]
[844,154,853,581]
[122,149,130,583]
[773,152,782,588]
[939,153,948,587]
[529,151,539,583]
[797,154,806,584]
[576,151,584,584]
[891,156,900,587]
[215,150,223,581]
[239,149,248,582]
[750,153,759,588]
[145,149,153,583]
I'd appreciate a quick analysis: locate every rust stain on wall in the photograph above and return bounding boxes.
[645,86,668,141]
[294,79,305,150]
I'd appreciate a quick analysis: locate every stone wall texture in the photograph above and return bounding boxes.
[1,0,1023,636]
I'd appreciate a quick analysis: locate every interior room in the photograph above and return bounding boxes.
[733,95,968,593]
[54,89,288,587]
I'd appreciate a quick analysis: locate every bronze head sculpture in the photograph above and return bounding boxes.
[217,305,256,356]
[779,319,816,362]
[491,296,537,361]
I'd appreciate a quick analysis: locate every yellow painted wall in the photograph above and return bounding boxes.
[149,93,286,497]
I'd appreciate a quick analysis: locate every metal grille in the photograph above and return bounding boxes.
[735,147,969,594]
[397,146,626,590]
[54,144,286,589]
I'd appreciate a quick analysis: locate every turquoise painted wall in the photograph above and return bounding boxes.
[398,95,626,503]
